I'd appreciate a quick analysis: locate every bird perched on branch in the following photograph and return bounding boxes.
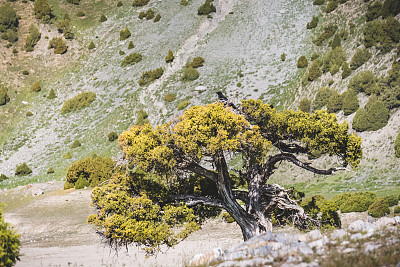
[216,91,237,109]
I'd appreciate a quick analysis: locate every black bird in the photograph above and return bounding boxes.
[216,91,237,109]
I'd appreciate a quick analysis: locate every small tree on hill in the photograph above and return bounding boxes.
[48,37,67,54]
[0,3,19,33]
[88,100,362,254]
[298,97,311,112]
[395,131,400,158]
[342,90,359,115]
[0,207,20,266]
[33,0,54,23]
[0,86,10,106]
[165,50,174,63]
[24,24,41,52]
[297,56,308,68]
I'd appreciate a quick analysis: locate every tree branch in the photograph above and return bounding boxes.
[185,162,218,183]
[274,141,309,154]
[232,190,249,205]
[171,195,226,208]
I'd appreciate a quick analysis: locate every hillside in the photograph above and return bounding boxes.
[0,0,399,196]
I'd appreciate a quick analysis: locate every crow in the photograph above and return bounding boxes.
[216,91,237,109]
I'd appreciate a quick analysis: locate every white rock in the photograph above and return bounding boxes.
[331,229,348,240]
[297,245,313,256]
[394,216,400,224]
[375,217,396,228]
[350,233,363,240]
[307,229,322,241]
[343,248,356,253]
[348,220,374,232]
[309,237,328,249]
[364,243,381,254]
[341,241,350,246]
[22,101,29,105]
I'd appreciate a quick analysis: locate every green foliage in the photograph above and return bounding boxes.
[301,196,340,228]
[326,91,343,114]
[138,9,155,20]
[121,52,142,67]
[177,100,190,110]
[65,156,114,189]
[24,24,41,52]
[61,91,96,114]
[108,132,118,142]
[181,67,199,81]
[119,50,125,55]
[198,0,216,15]
[331,192,376,213]
[138,68,164,86]
[76,10,85,17]
[330,33,341,49]
[119,27,131,41]
[136,109,149,125]
[70,140,81,149]
[63,152,72,159]
[32,81,41,92]
[384,195,398,207]
[0,3,18,33]
[0,207,20,267]
[395,131,400,158]
[222,212,235,223]
[33,0,53,23]
[366,1,382,21]
[165,50,174,63]
[26,111,33,117]
[186,57,205,68]
[22,70,29,75]
[348,71,377,95]
[46,168,54,174]
[56,17,74,39]
[1,29,17,43]
[132,0,150,7]
[181,0,189,6]
[48,37,67,54]
[350,48,371,70]
[313,0,324,5]
[330,64,339,75]
[66,0,80,4]
[307,16,318,29]
[298,98,311,112]
[117,1,123,6]
[0,86,10,106]
[297,55,308,68]
[47,88,56,99]
[313,87,333,109]
[74,177,89,189]
[164,93,176,102]
[88,41,95,50]
[368,197,390,218]
[0,174,9,182]
[328,46,346,71]
[341,61,351,79]
[15,162,32,176]
[394,205,400,214]
[342,90,359,115]
[308,60,322,81]
[326,1,338,13]
[128,41,134,49]
[99,14,107,22]
[313,24,337,46]
[280,53,286,61]
[352,99,389,132]
[153,14,161,22]
[381,0,400,18]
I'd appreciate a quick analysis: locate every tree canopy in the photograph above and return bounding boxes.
[88,100,362,255]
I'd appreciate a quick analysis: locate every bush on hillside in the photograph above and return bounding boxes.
[0,207,20,267]
[306,16,318,29]
[368,197,390,218]
[33,0,54,23]
[186,57,205,68]
[313,24,337,46]
[181,67,199,82]
[56,17,74,39]
[88,41,95,50]
[352,99,389,132]
[47,168,54,174]
[0,86,10,106]
[347,71,377,95]
[48,37,67,54]
[66,0,80,4]
[132,0,150,7]
[298,98,311,112]
[74,177,89,189]
[47,88,56,99]
[64,156,114,189]
[395,131,400,158]
[61,91,96,114]
[326,1,338,13]
[350,48,371,70]
[0,3,19,33]
[381,0,400,18]
[198,0,216,15]
[70,140,81,149]
[308,60,322,81]
[138,9,155,20]
[297,56,308,68]
[342,90,359,115]
[313,87,333,109]
[138,68,164,86]
[341,61,351,79]
[128,41,134,49]
[136,109,149,125]
[313,0,324,5]
[301,195,341,228]
[177,100,190,111]
[32,81,41,92]
[108,131,118,141]
[164,93,176,102]
[26,111,34,117]
[281,53,286,61]
[119,27,131,41]
[394,205,400,214]
[326,91,343,113]
[331,192,376,213]
[117,1,123,6]
[330,33,341,49]
[384,195,398,207]
[99,14,107,22]
[24,24,41,52]
[366,1,382,21]
[121,52,142,67]
[165,50,174,63]
[15,162,32,176]
[153,14,161,22]
[0,174,9,182]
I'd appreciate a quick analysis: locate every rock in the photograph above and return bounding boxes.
[348,220,374,232]
[350,233,363,240]
[195,85,207,92]
[343,248,356,253]
[375,217,396,228]
[297,244,313,256]
[331,229,348,240]
[309,237,328,249]
[341,241,350,246]
[22,101,29,105]
[364,243,381,254]
[307,230,322,241]
[394,216,400,224]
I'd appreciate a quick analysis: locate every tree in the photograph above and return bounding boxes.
[0,3,18,33]
[395,131,400,158]
[48,37,67,54]
[88,100,362,254]
[33,0,54,23]
[0,86,10,106]
[297,56,308,68]
[165,50,174,63]
[198,0,216,15]
[24,24,41,52]
[88,41,95,50]
[0,207,20,267]
[298,97,311,112]
[342,90,359,115]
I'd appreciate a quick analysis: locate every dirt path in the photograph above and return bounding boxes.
[0,182,243,266]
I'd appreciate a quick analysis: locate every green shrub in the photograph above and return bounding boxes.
[326,1,338,13]
[366,1,382,21]
[314,87,333,109]
[328,46,346,69]
[32,81,41,92]
[308,60,322,81]
[63,152,72,159]
[350,48,371,70]
[0,174,9,182]
[310,53,319,61]
[368,197,390,218]
[47,168,54,174]
[56,17,74,39]
[384,195,398,207]
[330,33,341,49]
[128,41,134,49]
[0,207,20,267]
[280,53,286,61]
[153,14,161,22]
[139,8,155,20]
[136,109,149,125]
[48,37,67,54]
[395,131,400,158]
[165,50,174,63]
[26,111,34,117]
[70,140,81,149]
[108,132,118,141]
[33,0,54,23]
[74,176,89,189]
[99,14,107,22]
[119,50,125,55]
[313,24,337,46]
[301,195,340,228]
[306,16,318,29]
[331,192,376,213]
[164,93,176,102]
[330,64,339,75]
[22,70,29,75]
[138,68,164,86]
[76,10,85,17]
[117,1,123,6]
[181,0,189,6]
[313,0,324,5]
[394,205,400,214]
[24,24,41,52]
[186,57,205,68]
[132,0,150,7]
[198,0,216,15]
[342,90,359,115]
[64,156,114,189]
[119,27,131,41]
[341,61,351,79]
[222,212,235,223]
[177,100,190,111]
[88,41,95,50]
[66,0,80,4]
[348,71,377,95]
[326,91,343,113]
[298,98,311,112]
[61,91,96,114]
[352,100,389,132]
[181,67,199,82]
[0,86,10,106]
[47,88,56,99]
[15,162,32,176]
[297,56,308,68]
[0,3,19,33]
[121,52,142,67]
[382,0,400,18]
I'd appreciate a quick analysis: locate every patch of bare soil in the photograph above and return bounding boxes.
[1,182,243,267]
